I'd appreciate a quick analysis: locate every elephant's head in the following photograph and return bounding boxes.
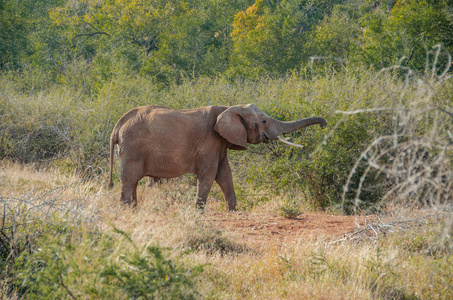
[214,104,327,150]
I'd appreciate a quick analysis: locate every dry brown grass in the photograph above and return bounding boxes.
[1,160,452,299]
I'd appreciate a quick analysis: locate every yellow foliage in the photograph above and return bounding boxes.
[231,0,266,40]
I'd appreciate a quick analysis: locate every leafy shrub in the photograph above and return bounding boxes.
[15,229,203,299]
[0,196,203,299]
[186,227,249,255]
[279,205,302,219]
[0,187,87,298]
[0,196,84,266]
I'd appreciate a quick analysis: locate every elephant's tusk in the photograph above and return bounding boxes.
[276,136,304,148]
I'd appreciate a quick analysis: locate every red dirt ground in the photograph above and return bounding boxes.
[202,212,368,248]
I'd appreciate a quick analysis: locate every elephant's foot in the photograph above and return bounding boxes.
[195,202,205,212]
[195,196,207,212]
[120,198,132,206]
[226,198,236,212]
[120,195,136,208]
[120,182,138,208]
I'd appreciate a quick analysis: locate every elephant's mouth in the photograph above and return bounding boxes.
[262,132,270,143]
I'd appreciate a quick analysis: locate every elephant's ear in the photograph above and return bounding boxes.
[214,106,248,150]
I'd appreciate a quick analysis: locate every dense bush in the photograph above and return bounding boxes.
[15,230,202,299]
[0,74,152,171]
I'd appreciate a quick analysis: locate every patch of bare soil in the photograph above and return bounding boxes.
[201,212,366,248]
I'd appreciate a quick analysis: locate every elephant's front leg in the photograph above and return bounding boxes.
[215,157,237,211]
[195,165,218,210]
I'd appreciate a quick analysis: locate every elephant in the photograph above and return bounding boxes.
[109,104,326,211]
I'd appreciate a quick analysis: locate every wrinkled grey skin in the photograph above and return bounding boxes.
[109,104,326,211]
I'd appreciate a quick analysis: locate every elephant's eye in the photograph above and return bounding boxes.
[262,120,267,124]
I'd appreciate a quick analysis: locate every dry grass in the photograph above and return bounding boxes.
[1,160,452,299]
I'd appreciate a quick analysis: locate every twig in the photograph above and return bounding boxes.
[58,268,78,300]
[369,224,379,238]
[2,203,5,230]
[439,108,453,119]
[328,213,442,245]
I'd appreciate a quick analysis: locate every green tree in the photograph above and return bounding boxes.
[355,0,453,69]
[303,1,383,63]
[227,0,337,78]
[0,0,29,69]
[47,0,251,86]
[143,0,252,82]
[0,0,63,70]
[45,0,173,91]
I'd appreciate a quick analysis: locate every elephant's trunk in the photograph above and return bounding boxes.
[275,117,327,136]
[271,117,326,148]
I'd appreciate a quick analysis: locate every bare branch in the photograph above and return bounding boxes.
[439,108,453,119]
[73,31,110,39]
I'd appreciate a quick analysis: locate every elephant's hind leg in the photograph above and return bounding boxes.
[120,182,139,206]
[132,182,138,207]
[120,183,133,205]
[120,160,143,207]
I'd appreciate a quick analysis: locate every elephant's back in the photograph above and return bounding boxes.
[119,105,170,123]
[115,104,225,143]
[114,106,168,132]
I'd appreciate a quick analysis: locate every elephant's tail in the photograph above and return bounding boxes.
[108,130,118,189]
